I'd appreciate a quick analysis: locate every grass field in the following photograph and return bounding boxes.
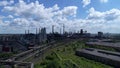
[34,40,113,68]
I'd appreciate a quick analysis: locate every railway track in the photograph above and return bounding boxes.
[0,38,78,68]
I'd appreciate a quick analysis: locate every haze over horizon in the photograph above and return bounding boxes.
[0,0,120,34]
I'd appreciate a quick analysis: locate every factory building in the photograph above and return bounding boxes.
[0,28,47,53]
[76,48,120,67]
[85,41,120,51]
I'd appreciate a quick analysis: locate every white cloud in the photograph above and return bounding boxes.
[87,7,120,21]
[62,6,77,16]
[1,0,120,33]
[10,0,14,4]
[7,15,14,19]
[3,0,78,28]
[84,7,120,33]
[0,0,14,6]
[11,18,30,27]
[82,0,91,7]
[0,19,9,26]
[3,1,77,20]
[100,0,108,3]
[0,1,8,6]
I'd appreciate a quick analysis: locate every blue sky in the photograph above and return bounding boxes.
[0,0,120,34]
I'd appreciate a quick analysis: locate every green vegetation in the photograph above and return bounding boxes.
[0,52,13,59]
[0,52,14,68]
[0,65,4,68]
[34,40,113,68]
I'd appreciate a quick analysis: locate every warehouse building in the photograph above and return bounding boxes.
[85,42,120,51]
[76,48,120,67]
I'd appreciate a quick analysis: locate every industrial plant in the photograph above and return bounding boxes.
[0,25,120,68]
[0,0,120,68]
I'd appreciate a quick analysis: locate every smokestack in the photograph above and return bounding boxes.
[36,28,38,34]
[63,24,65,34]
[60,28,61,34]
[80,29,83,34]
[39,28,41,33]
[28,30,29,34]
[25,30,26,34]
[52,25,54,34]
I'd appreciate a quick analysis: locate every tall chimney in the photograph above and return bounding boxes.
[52,25,54,34]
[60,28,61,34]
[63,24,65,34]
[25,30,26,34]
[39,28,41,34]
[28,30,29,34]
[36,28,38,34]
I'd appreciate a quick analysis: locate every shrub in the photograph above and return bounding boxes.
[46,60,61,68]
[45,55,54,60]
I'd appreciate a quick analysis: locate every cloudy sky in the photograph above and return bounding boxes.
[0,0,120,34]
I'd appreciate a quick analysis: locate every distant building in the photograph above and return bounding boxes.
[80,29,83,35]
[0,45,2,52]
[76,48,120,67]
[2,46,12,52]
[39,28,47,43]
[98,32,103,38]
[0,27,47,53]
